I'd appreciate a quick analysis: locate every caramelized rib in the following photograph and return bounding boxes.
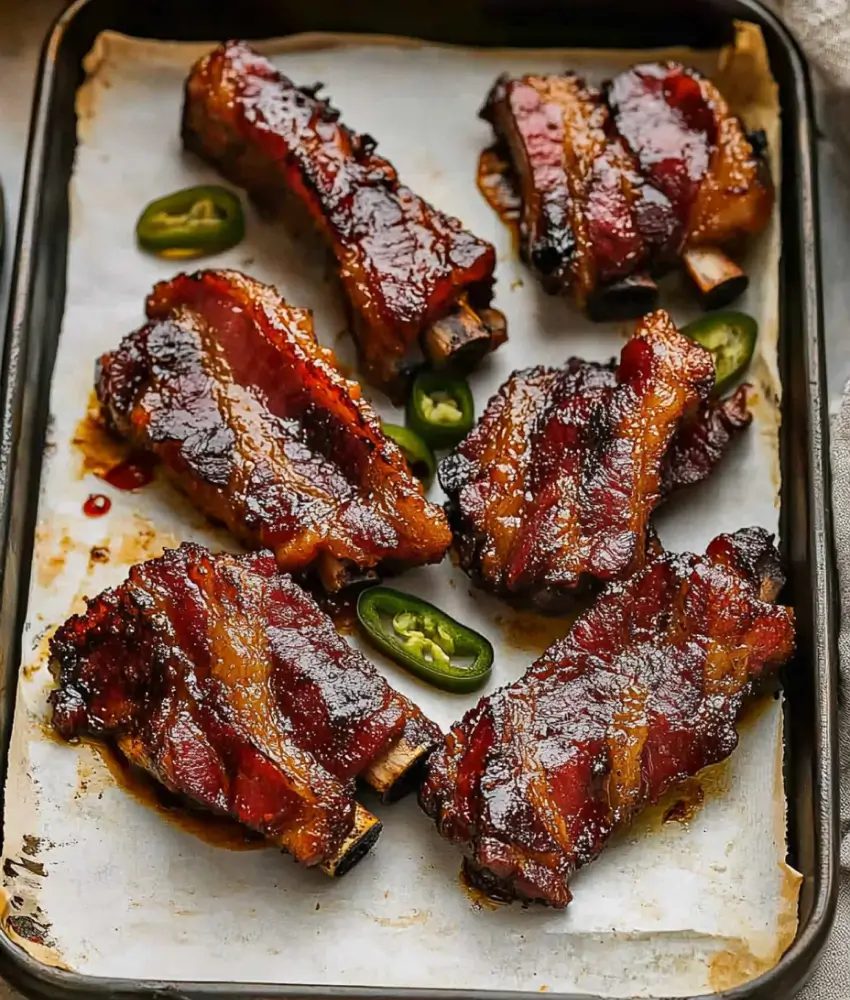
[97,270,452,588]
[662,384,751,493]
[420,528,795,906]
[480,63,772,311]
[50,545,441,872]
[439,310,715,609]
[605,63,773,251]
[481,73,670,315]
[183,41,506,398]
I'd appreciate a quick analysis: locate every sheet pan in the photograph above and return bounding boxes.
[0,2,836,1000]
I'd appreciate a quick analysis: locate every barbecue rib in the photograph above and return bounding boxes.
[606,62,773,306]
[96,270,452,591]
[420,527,795,907]
[439,310,717,609]
[50,544,442,874]
[182,41,507,400]
[479,64,772,312]
[662,384,751,494]
[480,73,673,320]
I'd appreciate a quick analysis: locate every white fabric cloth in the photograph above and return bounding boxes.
[760,4,850,996]
[777,0,850,89]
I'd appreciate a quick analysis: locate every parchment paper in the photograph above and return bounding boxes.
[0,23,799,997]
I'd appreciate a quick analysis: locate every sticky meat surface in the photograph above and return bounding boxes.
[419,527,795,907]
[182,41,503,394]
[481,73,675,305]
[96,270,451,589]
[50,544,441,868]
[605,62,773,251]
[662,383,751,493]
[439,310,716,609]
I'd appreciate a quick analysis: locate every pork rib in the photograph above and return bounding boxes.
[51,544,442,874]
[96,270,452,591]
[606,62,773,305]
[480,73,673,319]
[439,310,716,609]
[182,41,506,399]
[419,527,795,907]
[480,63,772,312]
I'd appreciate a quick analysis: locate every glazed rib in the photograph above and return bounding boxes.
[96,270,452,590]
[182,41,506,399]
[50,544,442,874]
[480,64,772,312]
[662,384,751,494]
[606,63,772,251]
[480,73,673,319]
[439,310,716,609]
[606,62,773,304]
[419,527,795,907]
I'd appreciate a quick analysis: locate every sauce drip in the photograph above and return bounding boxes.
[91,741,267,852]
[477,145,521,244]
[73,394,130,479]
[316,589,360,636]
[82,494,111,518]
[496,606,586,654]
[662,778,705,824]
[102,454,156,491]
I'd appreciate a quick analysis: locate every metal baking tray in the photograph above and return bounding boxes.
[0,0,837,997]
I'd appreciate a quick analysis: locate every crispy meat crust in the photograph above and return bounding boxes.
[662,383,751,493]
[419,528,795,907]
[439,310,716,609]
[605,62,774,251]
[50,544,441,868]
[182,41,503,395]
[96,270,452,587]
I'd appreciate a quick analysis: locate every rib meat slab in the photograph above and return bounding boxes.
[183,41,506,398]
[96,270,452,591]
[439,310,717,609]
[480,73,673,317]
[419,527,795,906]
[479,63,772,312]
[605,62,773,252]
[50,544,441,874]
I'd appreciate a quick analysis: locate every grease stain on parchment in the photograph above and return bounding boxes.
[72,392,130,479]
[88,544,110,570]
[746,364,782,501]
[78,742,268,853]
[35,531,78,590]
[3,858,47,879]
[708,864,800,993]
[25,514,183,691]
[21,836,48,859]
[24,628,57,681]
[628,759,731,838]
[32,512,179,605]
[113,517,179,567]
[494,606,585,655]
[369,908,430,928]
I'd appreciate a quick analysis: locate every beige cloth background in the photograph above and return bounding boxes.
[777,0,850,88]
